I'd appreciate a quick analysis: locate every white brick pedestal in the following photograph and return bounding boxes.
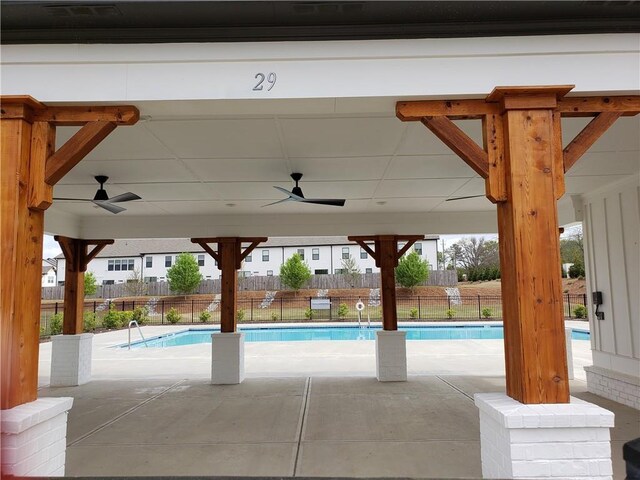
[475,393,614,480]
[211,332,244,384]
[50,333,93,387]
[1,397,73,477]
[585,366,640,410]
[375,330,407,382]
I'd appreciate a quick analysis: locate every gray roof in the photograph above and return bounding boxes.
[55,235,439,259]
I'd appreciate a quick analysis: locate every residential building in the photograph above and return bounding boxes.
[55,236,438,285]
[41,259,57,287]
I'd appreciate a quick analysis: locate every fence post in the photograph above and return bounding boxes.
[93,301,96,314]
[418,297,421,319]
[250,299,253,322]
[567,293,572,318]
[54,302,58,315]
[477,295,481,320]
[191,300,194,323]
[329,297,332,321]
[280,297,283,322]
[161,300,165,324]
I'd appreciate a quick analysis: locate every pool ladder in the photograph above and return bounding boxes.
[128,320,149,350]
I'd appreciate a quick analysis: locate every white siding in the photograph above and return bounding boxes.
[583,177,639,377]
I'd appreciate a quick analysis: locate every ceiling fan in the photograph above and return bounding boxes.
[264,173,346,207]
[445,195,485,202]
[53,175,141,214]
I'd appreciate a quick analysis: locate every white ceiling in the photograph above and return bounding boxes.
[48,98,639,236]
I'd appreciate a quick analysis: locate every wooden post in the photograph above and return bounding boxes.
[490,87,571,403]
[349,235,424,331]
[191,237,267,333]
[55,237,113,335]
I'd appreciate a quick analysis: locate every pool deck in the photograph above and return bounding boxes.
[37,320,639,478]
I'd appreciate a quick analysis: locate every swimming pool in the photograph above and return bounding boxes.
[123,325,590,349]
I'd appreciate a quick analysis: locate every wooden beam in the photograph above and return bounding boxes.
[239,239,267,268]
[28,122,55,210]
[349,239,377,262]
[193,241,220,264]
[557,96,640,117]
[563,112,623,172]
[421,116,489,178]
[486,85,574,103]
[483,114,507,203]
[396,238,422,260]
[498,101,569,404]
[33,105,140,126]
[396,99,500,121]
[552,113,566,199]
[377,237,399,331]
[45,121,116,185]
[1,115,45,409]
[85,240,114,265]
[219,241,239,333]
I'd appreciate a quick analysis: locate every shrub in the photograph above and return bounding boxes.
[199,311,211,323]
[304,308,315,320]
[446,309,456,319]
[573,304,587,319]
[568,261,585,279]
[102,304,122,329]
[131,306,149,325]
[166,307,181,324]
[167,253,203,297]
[481,307,492,319]
[395,251,429,288]
[409,307,419,319]
[337,303,349,318]
[50,313,63,335]
[270,311,279,321]
[84,312,97,332]
[236,309,245,321]
[84,271,98,296]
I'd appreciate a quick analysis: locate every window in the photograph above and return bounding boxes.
[315,269,328,275]
[197,254,205,267]
[245,254,252,263]
[266,270,273,276]
[128,259,135,271]
[312,248,319,260]
[342,247,349,260]
[262,250,269,261]
[414,242,423,255]
[165,256,172,267]
[114,259,121,271]
[360,247,367,259]
[47,276,54,284]
[365,268,373,274]
[108,260,114,271]
[103,280,114,285]
[297,248,305,260]
[144,276,157,283]
[145,256,153,268]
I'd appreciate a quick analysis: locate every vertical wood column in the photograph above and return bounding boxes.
[492,88,569,404]
[55,237,113,335]
[1,100,50,409]
[377,236,399,331]
[219,239,240,333]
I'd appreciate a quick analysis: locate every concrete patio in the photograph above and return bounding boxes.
[33,321,639,478]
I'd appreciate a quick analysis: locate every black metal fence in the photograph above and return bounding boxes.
[40,293,588,336]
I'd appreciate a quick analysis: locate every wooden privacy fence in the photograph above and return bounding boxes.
[41,270,458,300]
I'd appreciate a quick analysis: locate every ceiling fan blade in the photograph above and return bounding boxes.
[53,197,95,202]
[93,201,126,214]
[107,192,141,203]
[262,197,295,208]
[301,198,346,207]
[445,195,485,202]
[273,185,304,201]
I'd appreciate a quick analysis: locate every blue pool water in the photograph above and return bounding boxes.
[123,325,590,349]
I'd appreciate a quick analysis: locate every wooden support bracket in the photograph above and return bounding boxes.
[563,112,623,172]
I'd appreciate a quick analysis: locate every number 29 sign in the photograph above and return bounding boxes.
[253,72,277,91]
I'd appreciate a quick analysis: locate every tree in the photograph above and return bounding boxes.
[395,251,429,289]
[453,237,500,271]
[84,271,97,296]
[340,255,361,288]
[167,253,203,297]
[280,253,311,291]
[125,268,147,297]
[560,228,584,265]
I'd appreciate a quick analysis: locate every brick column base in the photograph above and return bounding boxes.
[211,332,244,385]
[475,393,614,479]
[1,397,73,477]
[50,333,93,387]
[375,330,407,382]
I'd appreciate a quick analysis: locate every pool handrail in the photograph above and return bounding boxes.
[128,320,148,349]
